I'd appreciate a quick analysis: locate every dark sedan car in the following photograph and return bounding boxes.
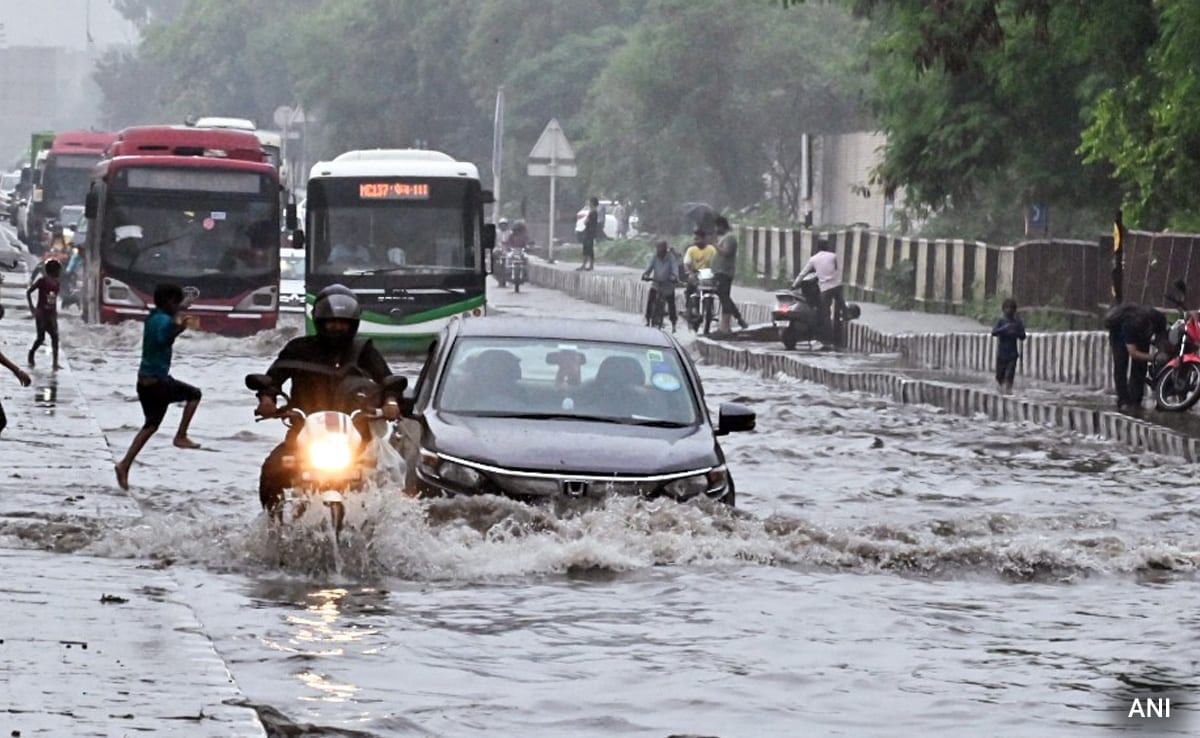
[396,317,755,505]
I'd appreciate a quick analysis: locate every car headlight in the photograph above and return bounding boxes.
[419,449,485,491]
[664,466,728,501]
[308,436,353,471]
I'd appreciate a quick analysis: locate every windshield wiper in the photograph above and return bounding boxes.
[498,412,626,424]
[625,418,690,428]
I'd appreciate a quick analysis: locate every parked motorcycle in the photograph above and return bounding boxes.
[245,373,407,564]
[506,246,527,293]
[1152,281,1200,411]
[684,267,720,334]
[771,274,861,350]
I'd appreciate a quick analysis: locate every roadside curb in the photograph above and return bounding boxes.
[694,337,1200,462]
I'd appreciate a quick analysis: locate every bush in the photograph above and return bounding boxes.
[877,259,916,310]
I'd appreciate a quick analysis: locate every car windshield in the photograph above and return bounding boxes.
[281,254,305,280]
[437,336,698,426]
[59,205,84,225]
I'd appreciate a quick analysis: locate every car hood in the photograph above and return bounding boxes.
[426,411,719,475]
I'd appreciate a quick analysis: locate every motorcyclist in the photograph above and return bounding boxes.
[682,228,717,318]
[642,239,681,331]
[253,284,402,512]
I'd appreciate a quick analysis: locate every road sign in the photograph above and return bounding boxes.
[527,118,576,178]
[273,106,293,128]
[526,119,577,263]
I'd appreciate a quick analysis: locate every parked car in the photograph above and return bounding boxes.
[0,171,20,222]
[279,247,306,312]
[0,232,24,270]
[396,317,755,506]
[575,200,639,241]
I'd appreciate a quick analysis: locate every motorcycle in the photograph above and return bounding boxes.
[245,373,407,564]
[505,246,527,293]
[771,274,861,350]
[685,267,720,334]
[1152,281,1200,411]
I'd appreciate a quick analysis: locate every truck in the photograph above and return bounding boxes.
[24,130,116,254]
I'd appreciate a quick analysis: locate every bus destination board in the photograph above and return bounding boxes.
[359,182,430,200]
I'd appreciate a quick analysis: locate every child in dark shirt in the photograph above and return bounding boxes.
[991,298,1027,394]
[26,260,62,370]
[0,304,33,434]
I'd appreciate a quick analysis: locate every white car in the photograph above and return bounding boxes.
[575,200,639,241]
[280,247,306,312]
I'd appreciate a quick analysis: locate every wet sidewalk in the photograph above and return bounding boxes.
[0,264,267,737]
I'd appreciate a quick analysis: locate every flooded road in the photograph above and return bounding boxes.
[10,278,1200,736]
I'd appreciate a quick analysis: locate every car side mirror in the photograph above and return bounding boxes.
[400,385,417,415]
[293,229,306,251]
[715,403,755,436]
[85,191,97,219]
[483,223,496,251]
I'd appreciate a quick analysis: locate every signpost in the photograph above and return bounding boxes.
[527,118,576,263]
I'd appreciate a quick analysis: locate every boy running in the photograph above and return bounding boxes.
[114,284,202,490]
[26,260,62,370]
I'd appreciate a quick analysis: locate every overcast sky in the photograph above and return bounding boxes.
[3,0,137,49]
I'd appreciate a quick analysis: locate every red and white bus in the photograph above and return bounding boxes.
[81,126,282,335]
[26,130,116,253]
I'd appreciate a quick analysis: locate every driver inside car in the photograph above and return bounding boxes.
[253,284,402,512]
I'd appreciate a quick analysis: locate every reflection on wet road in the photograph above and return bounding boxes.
[7,280,1193,736]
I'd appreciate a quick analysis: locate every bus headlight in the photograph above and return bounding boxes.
[103,277,146,307]
[235,286,277,311]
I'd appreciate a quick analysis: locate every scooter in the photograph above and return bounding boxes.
[1152,281,1200,411]
[245,373,407,565]
[506,246,527,293]
[771,274,862,350]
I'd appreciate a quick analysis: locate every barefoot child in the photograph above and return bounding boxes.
[991,298,1026,395]
[115,284,202,489]
[0,304,33,434]
[26,260,62,370]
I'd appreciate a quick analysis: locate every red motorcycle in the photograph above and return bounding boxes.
[1153,282,1200,411]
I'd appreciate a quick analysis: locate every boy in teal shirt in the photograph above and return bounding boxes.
[115,284,202,490]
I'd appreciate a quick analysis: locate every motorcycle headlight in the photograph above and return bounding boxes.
[664,466,728,501]
[308,436,354,471]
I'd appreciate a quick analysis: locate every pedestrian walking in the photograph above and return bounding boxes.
[712,216,748,332]
[794,240,845,347]
[114,284,203,490]
[578,197,599,271]
[991,298,1026,394]
[1103,303,1168,409]
[0,304,33,435]
[26,260,62,370]
[615,201,628,239]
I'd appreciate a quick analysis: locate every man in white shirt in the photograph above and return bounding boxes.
[794,241,845,346]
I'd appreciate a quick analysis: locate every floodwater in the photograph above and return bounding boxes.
[9,278,1200,736]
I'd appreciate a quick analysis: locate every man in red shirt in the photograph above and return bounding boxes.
[26,260,62,370]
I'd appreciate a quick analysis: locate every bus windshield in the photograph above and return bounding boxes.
[44,154,101,211]
[308,178,477,276]
[102,191,278,280]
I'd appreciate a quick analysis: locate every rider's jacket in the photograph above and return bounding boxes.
[263,336,394,415]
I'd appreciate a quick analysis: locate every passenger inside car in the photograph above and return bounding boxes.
[447,348,524,412]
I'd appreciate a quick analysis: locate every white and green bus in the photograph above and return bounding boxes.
[295,149,493,351]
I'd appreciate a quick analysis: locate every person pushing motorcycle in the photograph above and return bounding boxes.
[253,285,402,512]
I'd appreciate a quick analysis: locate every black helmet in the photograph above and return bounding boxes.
[312,284,361,339]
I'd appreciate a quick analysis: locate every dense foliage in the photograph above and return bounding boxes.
[95,0,866,230]
[96,0,1200,237]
